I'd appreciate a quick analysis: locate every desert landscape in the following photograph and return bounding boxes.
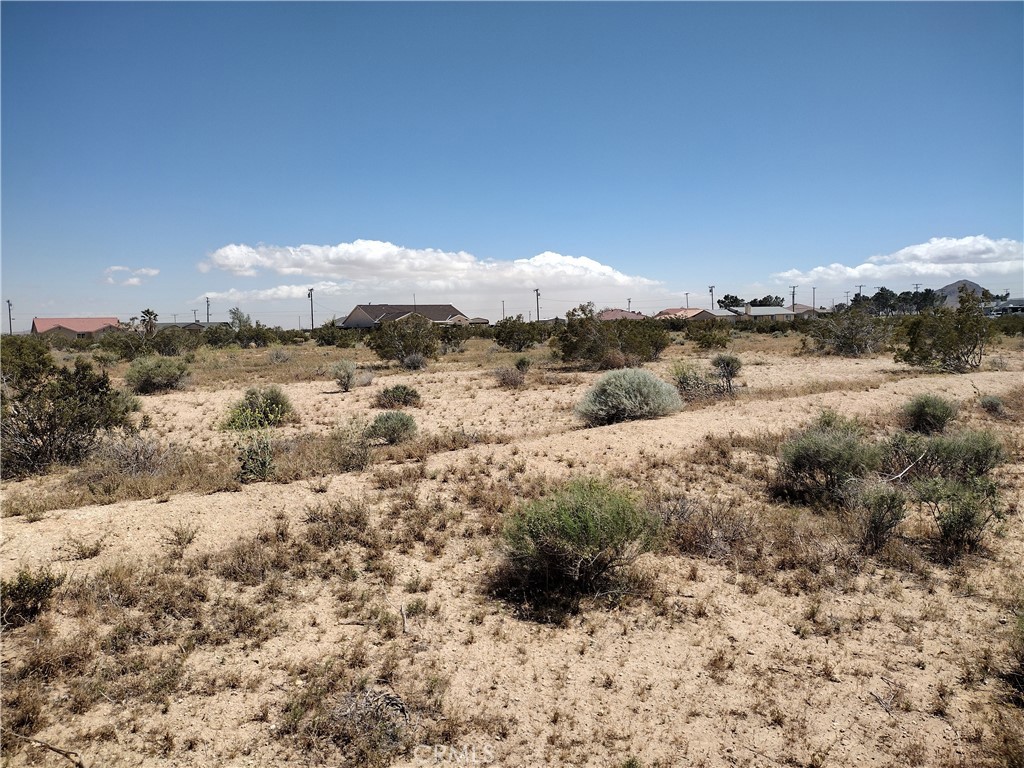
[2,332,1022,768]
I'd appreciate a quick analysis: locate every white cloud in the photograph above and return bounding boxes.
[103,265,160,287]
[772,235,1023,289]
[198,239,663,319]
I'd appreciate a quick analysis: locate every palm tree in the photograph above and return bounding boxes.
[141,308,158,337]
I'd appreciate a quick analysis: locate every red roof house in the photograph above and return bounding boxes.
[31,317,121,340]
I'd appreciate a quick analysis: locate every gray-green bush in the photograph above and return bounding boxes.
[849,482,907,554]
[902,394,957,434]
[365,411,417,445]
[372,385,421,409]
[223,385,296,430]
[576,369,681,427]
[332,360,357,392]
[125,356,189,394]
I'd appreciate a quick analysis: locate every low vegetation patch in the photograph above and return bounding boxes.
[902,393,957,434]
[576,368,681,427]
[125,356,189,394]
[0,567,65,628]
[365,411,417,445]
[223,385,297,429]
[372,385,422,409]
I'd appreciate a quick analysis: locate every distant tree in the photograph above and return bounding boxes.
[493,314,541,352]
[551,304,670,367]
[896,287,992,373]
[140,308,158,338]
[550,303,610,365]
[366,314,439,363]
[717,294,744,309]
[808,307,892,357]
[869,287,898,316]
[749,295,785,307]
[229,307,252,331]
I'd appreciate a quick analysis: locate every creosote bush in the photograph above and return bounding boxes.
[493,478,661,618]
[711,354,742,394]
[365,411,417,445]
[224,386,296,429]
[902,394,957,434]
[575,368,681,427]
[332,360,357,392]
[372,385,421,409]
[849,482,907,555]
[979,395,1006,417]
[125,356,189,394]
[494,366,526,389]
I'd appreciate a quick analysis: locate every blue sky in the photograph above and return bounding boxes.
[2,2,1022,330]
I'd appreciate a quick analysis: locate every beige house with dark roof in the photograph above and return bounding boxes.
[340,304,471,329]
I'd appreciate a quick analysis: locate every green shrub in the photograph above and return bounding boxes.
[125,356,189,394]
[514,356,532,373]
[670,361,720,401]
[0,335,53,387]
[365,411,417,445]
[237,431,274,483]
[694,330,730,350]
[332,360,357,392]
[575,369,681,427]
[401,353,428,370]
[895,287,992,372]
[1,360,137,479]
[372,385,421,409]
[495,479,661,614]
[495,366,526,389]
[979,395,1006,417]
[366,315,439,363]
[902,394,957,434]
[914,477,1001,561]
[711,354,742,393]
[494,315,541,352]
[807,308,891,357]
[151,328,202,357]
[551,304,670,367]
[1,567,65,628]
[850,482,907,554]
[223,385,296,430]
[773,411,879,506]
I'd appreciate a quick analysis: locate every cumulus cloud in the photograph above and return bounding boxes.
[198,240,663,318]
[104,265,160,286]
[772,236,1023,288]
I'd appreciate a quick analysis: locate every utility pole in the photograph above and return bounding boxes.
[913,283,922,292]
[192,309,198,323]
[6,300,12,335]
[811,287,816,317]
[790,285,798,310]
[709,285,715,309]
[206,297,210,323]
[501,301,505,320]
[307,288,314,331]
[627,298,632,312]
[172,313,177,322]
[844,291,851,304]
[855,284,865,297]
[534,289,540,323]
[684,292,689,309]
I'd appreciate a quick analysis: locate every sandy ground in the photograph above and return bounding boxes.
[2,341,1022,768]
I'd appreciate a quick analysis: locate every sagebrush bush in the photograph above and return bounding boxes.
[514,356,532,373]
[849,482,907,554]
[576,369,681,427]
[979,395,1006,417]
[96,435,171,476]
[237,431,274,483]
[773,411,879,506]
[223,385,296,430]
[902,394,957,434]
[125,356,189,394]
[365,411,417,445]
[372,385,421,409]
[914,477,1001,560]
[332,360,357,392]
[888,430,1005,484]
[401,353,427,370]
[1,567,65,628]
[670,361,720,402]
[495,366,526,389]
[711,354,742,393]
[495,479,661,614]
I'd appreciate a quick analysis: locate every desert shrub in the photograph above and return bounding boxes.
[885,429,1005,486]
[495,479,661,614]
[267,348,292,364]
[902,394,957,434]
[598,349,628,370]
[711,354,742,393]
[95,435,171,476]
[514,356,532,373]
[332,360,357,392]
[914,477,1001,561]
[365,411,417,445]
[495,366,526,389]
[661,497,760,560]
[353,370,374,388]
[151,328,201,357]
[979,395,1005,417]
[613,319,671,362]
[551,304,669,367]
[494,315,541,352]
[895,287,992,372]
[1,360,137,479]
[772,410,880,506]
[694,330,730,350]
[1,567,65,628]
[575,368,681,427]
[97,329,152,361]
[236,431,274,483]
[670,361,720,401]
[223,385,296,430]
[807,308,891,357]
[401,353,427,370]
[125,356,188,394]
[366,315,439,363]
[202,324,237,348]
[372,385,421,409]
[849,482,907,555]
[438,324,470,355]
[313,321,358,348]
[0,334,53,387]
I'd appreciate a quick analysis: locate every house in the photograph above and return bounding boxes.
[596,309,648,321]
[986,298,1024,317]
[31,317,120,340]
[340,304,470,329]
[737,305,796,322]
[153,321,232,333]
[654,308,719,322]
[788,303,830,319]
